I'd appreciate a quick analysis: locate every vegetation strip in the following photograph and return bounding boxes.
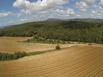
[0,50,59,61]
[0,45,74,61]
[0,52,27,61]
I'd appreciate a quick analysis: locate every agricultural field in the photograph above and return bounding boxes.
[0,37,70,53]
[0,44,103,77]
[0,37,103,77]
[1,0,103,76]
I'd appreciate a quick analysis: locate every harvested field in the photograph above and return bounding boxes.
[0,45,103,77]
[0,37,70,53]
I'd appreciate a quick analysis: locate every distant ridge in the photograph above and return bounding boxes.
[1,18,103,29]
[0,18,103,43]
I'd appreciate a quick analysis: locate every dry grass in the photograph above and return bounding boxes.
[0,37,71,53]
[0,45,103,77]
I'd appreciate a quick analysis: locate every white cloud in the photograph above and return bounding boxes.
[92,10,100,16]
[20,18,28,21]
[76,1,88,11]
[56,8,75,16]
[100,0,103,5]
[66,8,75,15]
[76,0,96,11]
[13,0,68,12]
[0,12,11,17]
[80,0,96,4]
[56,9,65,14]
[91,6,103,16]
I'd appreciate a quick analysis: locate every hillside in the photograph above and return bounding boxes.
[0,45,103,77]
[0,19,103,43]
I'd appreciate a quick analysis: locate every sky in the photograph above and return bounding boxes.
[0,0,103,27]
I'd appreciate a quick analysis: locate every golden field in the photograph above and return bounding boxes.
[0,37,103,77]
[0,37,70,53]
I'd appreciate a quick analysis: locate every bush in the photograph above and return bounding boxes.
[0,52,27,61]
[55,45,61,50]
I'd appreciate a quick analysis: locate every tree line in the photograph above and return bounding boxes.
[0,20,103,43]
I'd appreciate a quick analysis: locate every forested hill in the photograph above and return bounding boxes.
[0,19,103,43]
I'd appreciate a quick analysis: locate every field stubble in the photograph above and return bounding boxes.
[0,37,103,77]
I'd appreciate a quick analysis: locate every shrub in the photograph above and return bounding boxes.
[0,52,27,61]
[55,44,61,50]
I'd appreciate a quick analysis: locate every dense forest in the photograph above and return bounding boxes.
[0,19,103,44]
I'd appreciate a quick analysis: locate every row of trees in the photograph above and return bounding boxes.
[0,52,27,61]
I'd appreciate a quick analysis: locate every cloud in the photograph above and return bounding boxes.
[56,8,75,16]
[76,0,96,11]
[66,8,75,15]
[76,1,88,11]
[80,0,96,4]
[20,18,28,21]
[91,6,103,16]
[0,12,11,17]
[13,0,68,12]
[11,0,103,22]
[100,0,103,5]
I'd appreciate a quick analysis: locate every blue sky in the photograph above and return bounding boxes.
[0,0,103,27]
